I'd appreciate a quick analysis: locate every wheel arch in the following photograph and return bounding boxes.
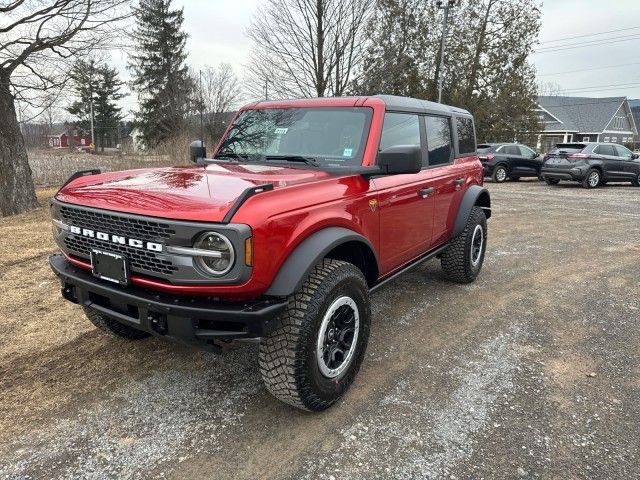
[265,227,379,297]
[452,185,491,238]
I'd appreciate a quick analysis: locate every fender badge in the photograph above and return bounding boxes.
[369,199,378,212]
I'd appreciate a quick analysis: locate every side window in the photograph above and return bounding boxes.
[455,117,476,155]
[504,145,520,155]
[596,145,615,156]
[519,146,535,157]
[379,113,420,152]
[425,116,453,166]
[615,145,633,159]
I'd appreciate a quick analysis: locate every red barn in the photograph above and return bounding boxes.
[47,131,92,149]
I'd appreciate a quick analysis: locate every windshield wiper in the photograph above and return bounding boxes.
[213,153,249,161]
[264,155,320,167]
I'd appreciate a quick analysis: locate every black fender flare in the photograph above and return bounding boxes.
[452,185,491,238]
[265,227,378,297]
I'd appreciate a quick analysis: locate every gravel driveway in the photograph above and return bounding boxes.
[1,181,638,479]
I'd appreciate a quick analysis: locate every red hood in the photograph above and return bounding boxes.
[55,163,331,222]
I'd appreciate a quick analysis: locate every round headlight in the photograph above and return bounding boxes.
[194,232,235,276]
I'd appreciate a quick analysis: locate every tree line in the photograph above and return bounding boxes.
[1,0,541,217]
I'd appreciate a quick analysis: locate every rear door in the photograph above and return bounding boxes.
[375,112,434,272]
[501,145,525,174]
[426,115,468,246]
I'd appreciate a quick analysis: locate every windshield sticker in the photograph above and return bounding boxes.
[274,127,288,135]
[343,148,353,157]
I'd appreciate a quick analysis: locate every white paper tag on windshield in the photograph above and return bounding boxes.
[275,127,288,135]
[343,148,353,156]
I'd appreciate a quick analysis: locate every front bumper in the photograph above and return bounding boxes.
[49,253,287,348]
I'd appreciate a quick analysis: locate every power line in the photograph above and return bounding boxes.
[538,62,640,77]
[540,26,640,44]
[535,34,640,53]
[558,82,640,94]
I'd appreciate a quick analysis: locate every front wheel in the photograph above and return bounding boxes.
[441,206,487,283]
[582,169,601,189]
[259,259,371,411]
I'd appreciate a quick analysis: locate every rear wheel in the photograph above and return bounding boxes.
[83,306,150,340]
[441,206,487,284]
[582,169,601,189]
[259,259,371,411]
[545,178,560,185]
[492,165,508,183]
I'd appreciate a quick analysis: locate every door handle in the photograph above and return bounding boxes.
[419,187,434,198]
[453,178,465,186]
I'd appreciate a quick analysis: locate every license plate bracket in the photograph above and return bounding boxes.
[91,249,129,285]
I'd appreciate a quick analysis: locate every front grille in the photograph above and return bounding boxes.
[59,205,178,276]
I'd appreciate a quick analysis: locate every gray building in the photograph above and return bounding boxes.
[535,96,638,152]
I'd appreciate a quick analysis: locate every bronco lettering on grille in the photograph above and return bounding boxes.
[69,225,163,252]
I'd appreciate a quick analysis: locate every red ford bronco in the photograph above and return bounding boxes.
[50,95,491,411]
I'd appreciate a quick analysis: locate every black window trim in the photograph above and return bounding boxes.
[454,115,477,158]
[423,114,455,169]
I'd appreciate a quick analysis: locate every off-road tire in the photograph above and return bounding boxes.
[492,165,508,183]
[441,206,487,284]
[582,168,601,189]
[83,306,150,340]
[259,259,371,411]
[545,178,560,185]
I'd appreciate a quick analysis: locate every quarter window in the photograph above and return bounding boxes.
[425,116,453,166]
[379,113,421,152]
[455,117,476,155]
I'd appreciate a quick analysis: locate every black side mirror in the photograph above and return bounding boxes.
[633,153,639,160]
[189,140,206,163]
[376,145,422,175]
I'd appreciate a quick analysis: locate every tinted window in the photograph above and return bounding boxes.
[456,117,476,155]
[615,145,633,158]
[550,143,587,154]
[503,145,520,155]
[519,145,536,157]
[379,113,420,151]
[426,116,452,165]
[595,145,616,156]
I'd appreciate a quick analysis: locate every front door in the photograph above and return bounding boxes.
[374,112,434,273]
[595,144,627,180]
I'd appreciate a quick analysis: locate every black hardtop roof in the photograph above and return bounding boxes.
[376,94,472,117]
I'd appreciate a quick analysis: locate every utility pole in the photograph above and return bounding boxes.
[89,61,95,151]
[436,0,456,104]
[199,69,205,148]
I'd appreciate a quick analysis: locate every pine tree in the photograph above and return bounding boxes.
[67,59,124,152]
[129,0,192,148]
[94,65,124,152]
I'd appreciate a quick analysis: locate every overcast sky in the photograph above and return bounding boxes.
[113,0,640,118]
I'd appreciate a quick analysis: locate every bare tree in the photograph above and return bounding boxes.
[195,63,242,146]
[0,0,130,217]
[245,0,374,100]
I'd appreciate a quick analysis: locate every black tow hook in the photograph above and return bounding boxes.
[61,284,78,303]
[148,312,168,335]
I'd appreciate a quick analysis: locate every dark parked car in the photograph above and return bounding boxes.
[541,142,640,189]
[478,143,544,182]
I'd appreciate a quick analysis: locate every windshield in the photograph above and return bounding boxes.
[215,107,373,168]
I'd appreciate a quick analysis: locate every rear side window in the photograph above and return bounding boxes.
[455,117,476,155]
[426,116,453,166]
[379,113,420,151]
[503,145,521,155]
[595,145,616,156]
